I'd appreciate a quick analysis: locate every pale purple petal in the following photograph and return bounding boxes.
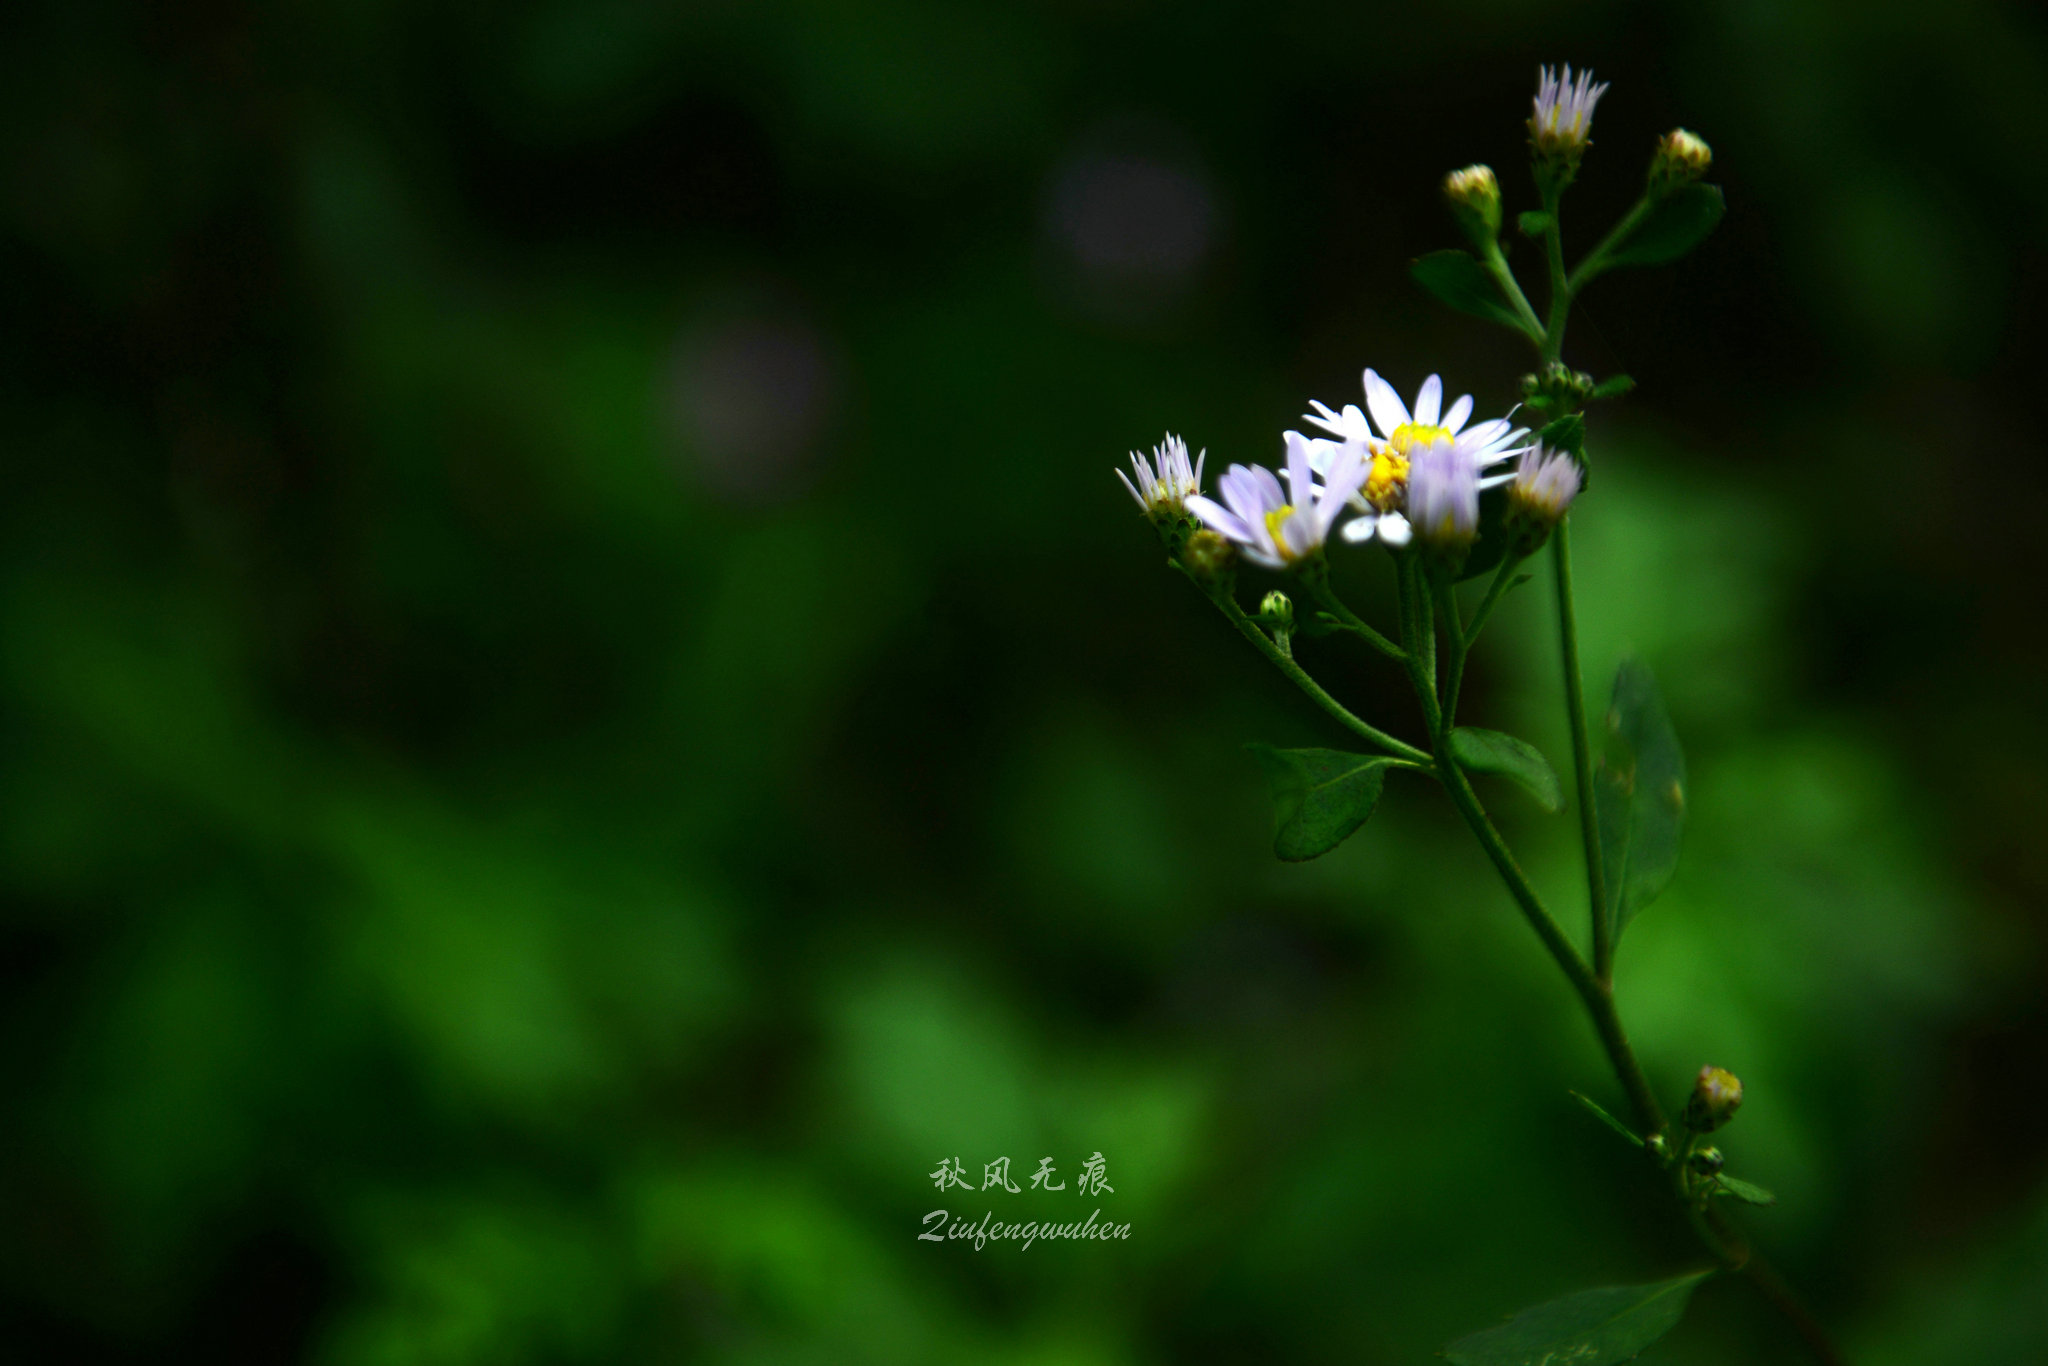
[1185,494,1252,543]
[1443,393,1473,434]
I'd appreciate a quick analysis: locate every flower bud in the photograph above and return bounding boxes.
[1684,1066,1743,1134]
[1504,445,1583,553]
[1180,527,1237,586]
[1258,590,1295,633]
[1687,1145,1725,1177]
[1444,164,1502,246]
[1529,65,1608,191]
[1648,128,1712,198]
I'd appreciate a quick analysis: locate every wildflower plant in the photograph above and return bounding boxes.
[1118,70,1849,1365]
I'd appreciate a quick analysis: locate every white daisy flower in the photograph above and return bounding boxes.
[1116,433,1205,517]
[1302,370,1527,547]
[1530,65,1608,156]
[1506,444,1583,525]
[1406,436,1480,552]
[1185,432,1369,571]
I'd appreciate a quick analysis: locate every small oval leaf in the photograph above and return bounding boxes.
[1245,745,1396,861]
[1410,249,1528,333]
[1451,728,1563,812]
[1444,1271,1712,1366]
[1594,658,1687,944]
[1712,1174,1778,1206]
[1606,184,1726,268]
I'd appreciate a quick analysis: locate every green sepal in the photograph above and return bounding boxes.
[1245,745,1397,861]
[1451,727,1563,812]
[1443,1271,1713,1366]
[1712,1174,1777,1206]
[1517,209,1553,237]
[1537,412,1586,457]
[1594,659,1687,945]
[1410,249,1528,332]
[1570,1091,1643,1148]
[1604,184,1725,269]
[1452,484,1514,583]
[1591,373,1636,400]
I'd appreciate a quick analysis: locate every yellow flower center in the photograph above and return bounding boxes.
[1388,422,1452,453]
[1263,504,1300,560]
[1361,423,1453,513]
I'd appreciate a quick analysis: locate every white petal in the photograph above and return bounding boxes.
[1115,468,1147,509]
[1304,401,1348,438]
[1362,369,1410,440]
[1478,470,1516,490]
[1340,514,1379,543]
[1377,513,1412,547]
[1414,374,1442,427]
[1443,393,1473,434]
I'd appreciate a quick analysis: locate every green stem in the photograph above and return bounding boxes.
[1434,755,1666,1135]
[1538,185,1571,363]
[1434,573,1470,729]
[1481,238,1545,343]
[1462,552,1523,648]
[1566,194,1657,297]
[1552,520,1613,982]
[1207,589,1431,764]
[1302,566,1405,662]
[1396,558,1443,739]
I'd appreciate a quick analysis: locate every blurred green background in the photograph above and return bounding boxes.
[5,0,2047,1361]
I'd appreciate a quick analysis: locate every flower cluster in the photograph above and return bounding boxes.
[1122,370,1541,570]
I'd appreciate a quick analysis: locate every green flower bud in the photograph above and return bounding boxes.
[1180,528,1237,587]
[1444,164,1502,246]
[1684,1066,1744,1134]
[1687,1145,1725,1177]
[1258,590,1295,633]
[1648,128,1712,198]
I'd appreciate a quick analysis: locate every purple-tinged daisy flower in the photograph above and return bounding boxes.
[1530,65,1608,156]
[1115,433,1205,517]
[1506,445,1582,525]
[1185,432,1369,570]
[1406,436,1481,552]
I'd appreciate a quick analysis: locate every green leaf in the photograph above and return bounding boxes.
[1517,210,1553,237]
[1593,659,1687,944]
[1712,1174,1778,1206]
[1605,184,1726,269]
[1410,250,1529,333]
[1570,1091,1643,1148]
[1245,745,1396,862]
[1591,374,1636,400]
[1451,728,1562,812]
[1537,412,1585,456]
[1444,1271,1712,1366]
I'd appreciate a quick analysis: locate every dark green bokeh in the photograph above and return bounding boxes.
[4,1,2046,1361]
